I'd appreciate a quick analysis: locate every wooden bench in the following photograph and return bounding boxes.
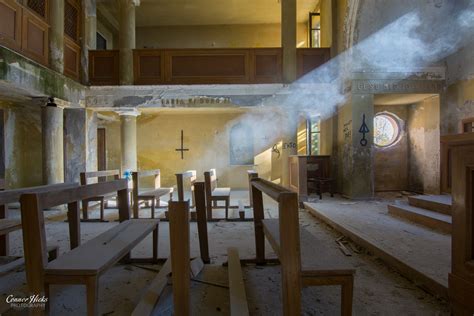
[227,247,249,316]
[80,170,120,222]
[20,179,159,316]
[251,178,355,316]
[132,169,173,219]
[204,169,231,220]
[0,183,79,274]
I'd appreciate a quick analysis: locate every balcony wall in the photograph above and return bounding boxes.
[89,48,330,86]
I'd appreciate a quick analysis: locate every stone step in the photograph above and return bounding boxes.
[388,202,452,234]
[407,195,452,215]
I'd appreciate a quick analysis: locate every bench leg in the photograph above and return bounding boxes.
[82,200,89,220]
[86,276,99,316]
[341,276,354,316]
[151,199,156,219]
[44,282,50,313]
[225,198,229,220]
[100,200,105,221]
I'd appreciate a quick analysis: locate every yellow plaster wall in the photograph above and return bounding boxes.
[136,23,309,48]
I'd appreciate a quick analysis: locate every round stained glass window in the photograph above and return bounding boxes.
[374,113,400,147]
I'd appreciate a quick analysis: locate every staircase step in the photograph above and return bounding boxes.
[408,195,452,215]
[388,202,451,234]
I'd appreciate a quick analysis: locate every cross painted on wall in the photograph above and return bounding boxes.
[175,130,189,159]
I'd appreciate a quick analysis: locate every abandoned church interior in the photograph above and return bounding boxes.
[0,0,473,315]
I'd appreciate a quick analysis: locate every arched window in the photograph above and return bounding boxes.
[229,123,254,165]
[374,113,401,147]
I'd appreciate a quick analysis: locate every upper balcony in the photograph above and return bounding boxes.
[88,47,330,86]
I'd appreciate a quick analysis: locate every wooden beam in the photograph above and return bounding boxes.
[169,200,190,315]
[131,258,171,316]
[194,182,210,263]
[227,247,249,316]
[252,183,265,265]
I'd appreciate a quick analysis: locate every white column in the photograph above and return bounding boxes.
[42,101,64,184]
[118,109,140,173]
[119,0,140,85]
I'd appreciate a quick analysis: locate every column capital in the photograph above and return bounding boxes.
[116,108,141,117]
[121,0,140,6]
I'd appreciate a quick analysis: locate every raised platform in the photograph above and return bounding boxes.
[407,195,452,215]
[388,201,452,234]
[304,198,450,299]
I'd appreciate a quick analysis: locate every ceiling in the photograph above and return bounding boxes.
[373,94,438,106]
[135,0,319,27]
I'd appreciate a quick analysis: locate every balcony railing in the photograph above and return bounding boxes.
[89,48,330,86]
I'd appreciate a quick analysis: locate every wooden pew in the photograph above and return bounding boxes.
[204,169,231,220]
[80,170,120,222]
[175,170,197,207]
[132,169,173,219]
[0,183,79,274]
[247,170,258,208]
[20,179,159,316]
[251,177,355,316]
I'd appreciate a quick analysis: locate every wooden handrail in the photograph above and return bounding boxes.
[251,178,292,202]
[0,183,79,206]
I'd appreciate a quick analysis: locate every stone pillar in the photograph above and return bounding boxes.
[281,0,297,82]
[42,106,64,184]
[346,93,374,199]
[81,0,97,84]
[49,0,65,73]
[119,0,139,85]
[119,110,140,173]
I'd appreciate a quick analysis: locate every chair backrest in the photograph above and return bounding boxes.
[132,169,161,191]
[203,169,218,203]
[176,170,197,202]
[80,170,120,185]
[307,156,331,179]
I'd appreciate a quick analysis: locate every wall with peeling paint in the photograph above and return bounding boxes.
[2,103,43,188]
[99,110,291,189]
[407,96,440,194]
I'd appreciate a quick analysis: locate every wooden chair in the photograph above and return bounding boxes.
[306,156,334,200]
[132,169,173,219]
[175,170,197,206]
[251,178,355,316]
[0,183,78,274]
[80,170,120,222]
[20,179,159,316]
[204,169,231,220]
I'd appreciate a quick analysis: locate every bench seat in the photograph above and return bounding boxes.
[262,219,354,274]
[138,187,173,199]
[212,187,231,197]
[45,219,159,276]
[0,219,22,235]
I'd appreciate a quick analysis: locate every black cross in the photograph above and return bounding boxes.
[175,130,189,159]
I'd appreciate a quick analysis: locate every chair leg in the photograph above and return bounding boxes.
[151,199,156,219]
[213,200,217,208]
[86,276,99,316]
[341,276,354,316]
[153,224,159,262]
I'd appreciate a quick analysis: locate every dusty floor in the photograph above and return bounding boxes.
[0,191,450,315]
[305,193,451,290]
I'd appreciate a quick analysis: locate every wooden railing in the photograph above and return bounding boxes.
[0,0,49,66]
[89,48,330,86]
